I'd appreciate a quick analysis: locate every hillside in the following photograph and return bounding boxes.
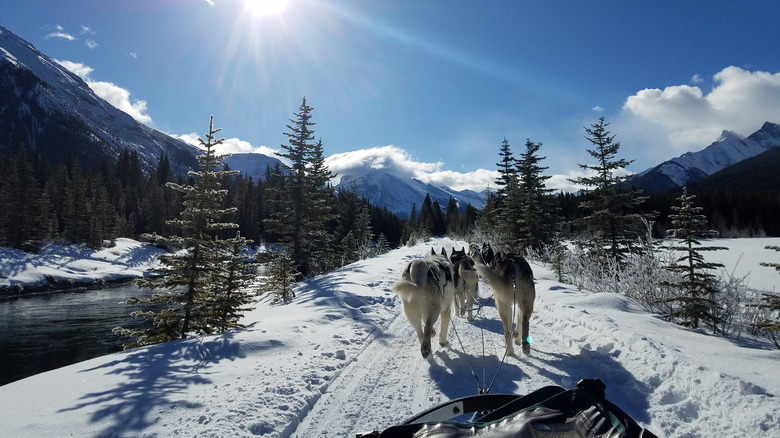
[689,145,780,192]
[626,122,780,194]
[0,25,198,175]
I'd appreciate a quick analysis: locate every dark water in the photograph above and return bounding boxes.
[0,284,156,386]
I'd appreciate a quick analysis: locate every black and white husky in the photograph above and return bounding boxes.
[474,247,536,355]
[392,249,455,358]
[449,247,479,322]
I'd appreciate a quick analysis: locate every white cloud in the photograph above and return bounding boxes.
[176,133,281,158]
[324,145,493,192]
[45,31,75,41]
[56,60,152,125]
[85,39,98,49]
[622,66,780,152]
[592,106,605,112]
[128,52,138,58]
[690,73,704,84]
[56,60,93,78]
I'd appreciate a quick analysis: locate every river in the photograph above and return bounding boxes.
[0,283,157,387]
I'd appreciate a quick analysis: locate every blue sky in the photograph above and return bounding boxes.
[4,0,780,191]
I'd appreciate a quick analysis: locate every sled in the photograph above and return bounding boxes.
[356,379,658,437]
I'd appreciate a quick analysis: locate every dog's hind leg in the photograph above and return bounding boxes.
[496,300,515,356]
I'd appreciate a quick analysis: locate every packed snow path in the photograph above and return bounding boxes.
[290,240,777,437]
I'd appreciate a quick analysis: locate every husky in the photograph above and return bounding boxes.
[474,250,536,355]
[392,249,455,358]
[449,247,479,322]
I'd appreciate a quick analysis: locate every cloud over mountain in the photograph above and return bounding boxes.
[325,145,497,193]
[622,66,780,152]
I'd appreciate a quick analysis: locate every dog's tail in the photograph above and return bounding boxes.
[393,260,429,300]
[474,264,504,289]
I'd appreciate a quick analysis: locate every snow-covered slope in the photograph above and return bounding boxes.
[0,25,198,175]
[337,169,486,219]
[222,153,286,181]
[0,237,778,437]
[627,122,780,193]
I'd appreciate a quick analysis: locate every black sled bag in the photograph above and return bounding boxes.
[359,379,658,438]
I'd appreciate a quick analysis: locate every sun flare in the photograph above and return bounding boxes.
[244,0,288,17]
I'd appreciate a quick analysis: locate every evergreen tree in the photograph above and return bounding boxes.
[494,138,517,203]
[205,231,257,333]
[515,139,557,252]
[662,187,727,331]
[258,249,299,303]
[265,97,334,277]
[304,138,337,273]
[116,116,242,347]
[568,117,647,261]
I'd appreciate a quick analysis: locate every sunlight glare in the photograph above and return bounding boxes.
[244,0,288,17]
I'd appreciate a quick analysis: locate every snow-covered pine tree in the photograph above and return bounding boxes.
[115,116,241,347]
[568,117,647,262]
[662,187,727,332]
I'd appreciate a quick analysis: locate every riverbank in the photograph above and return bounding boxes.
[0,238,164,297]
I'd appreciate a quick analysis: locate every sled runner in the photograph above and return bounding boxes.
[356,379,658,438]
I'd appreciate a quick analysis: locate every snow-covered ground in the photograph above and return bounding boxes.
[0,238,164,292]
[0,237,778,437]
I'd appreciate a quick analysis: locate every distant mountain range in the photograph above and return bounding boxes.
[624,122,780,194]
[2,24,778,221]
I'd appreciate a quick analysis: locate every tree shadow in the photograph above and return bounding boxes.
[57,331,243,436]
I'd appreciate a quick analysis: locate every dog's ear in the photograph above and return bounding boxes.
[431,248,436,256]
[441,247,447,256]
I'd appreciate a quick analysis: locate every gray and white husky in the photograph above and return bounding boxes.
[449,247,479,322]
[392,249,455,358]
[474,247,536,355]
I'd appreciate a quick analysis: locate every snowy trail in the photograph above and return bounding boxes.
[289,240,778,437]
[1,238,776,437]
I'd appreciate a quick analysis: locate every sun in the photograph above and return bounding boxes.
[244,0,289,17]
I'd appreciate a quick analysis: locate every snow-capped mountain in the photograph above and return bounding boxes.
[222,153,286,181]
[0,25,198,175]
[336,169,485,219]
[626,122,780,193]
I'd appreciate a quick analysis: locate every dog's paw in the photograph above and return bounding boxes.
[438,339,449,347]
[522,342,531,355]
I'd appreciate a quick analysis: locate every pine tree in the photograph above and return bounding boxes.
[516,139,557,252]
[258,249,299,303]
[205,231,257,333]
[265,97,334,277]
[568,117,647,261]
[494,138,517,204]
[115,116,242,347]
[662,187,727,331]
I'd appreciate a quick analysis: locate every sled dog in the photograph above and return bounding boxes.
[392,249,455,358]
[449,247,479,322]
[474,250,536,355]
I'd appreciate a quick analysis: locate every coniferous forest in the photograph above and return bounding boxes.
[1,105,778,348]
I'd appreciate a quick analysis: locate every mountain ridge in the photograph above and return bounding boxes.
[0,25,198,175]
